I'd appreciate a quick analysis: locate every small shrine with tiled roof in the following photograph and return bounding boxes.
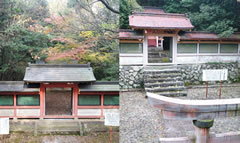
[120,7,240,65]
[0,64,119,119]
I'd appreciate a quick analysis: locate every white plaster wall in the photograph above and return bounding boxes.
[0,109,14,116]
[120,56,143,65]
[175,56,198,64]
[176,55,240,64]
[78,109,101,116]
[16,109,40,116]
[103,109,119,115]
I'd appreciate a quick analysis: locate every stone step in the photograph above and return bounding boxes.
[148,55,161,58]
[153,91,187,97]
[144,69,180,74]
[144,77,183,83]
[145,81,184,88]
[148,52,160,56]
[145,73,182,79]
[145,86,186,92]
[148,48,162,52]
[144,65,186,97]
[148,58,171,63]
[148,59,164,63]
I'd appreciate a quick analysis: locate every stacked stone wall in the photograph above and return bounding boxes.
[178,63,240,85]
[120,63,240,89]
[119,66,144,89]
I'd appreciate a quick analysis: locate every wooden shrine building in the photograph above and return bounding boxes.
[119,7,240,65]
[0,64,119,119]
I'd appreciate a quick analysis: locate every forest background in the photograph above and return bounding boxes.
[120,0,240,37]
[0,0,119,81]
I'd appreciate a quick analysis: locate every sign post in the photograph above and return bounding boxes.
[206,81,208,98]
[0,118,9,143]
[202,69,228,99]
[104,112,120,143]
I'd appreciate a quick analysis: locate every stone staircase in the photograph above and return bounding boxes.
[144,66,187,97]
[148,47,171,63]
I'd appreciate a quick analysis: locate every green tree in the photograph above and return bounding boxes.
[0,0,12,31]
[0,24,51,80]
[136,0,164,7]
[163,0,240,37]
[0,0,52,80]
[120,0,142,29]
[120,0,240,37]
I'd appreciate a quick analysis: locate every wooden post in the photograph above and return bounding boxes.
[73,85,79,118]
[101,94,104,118]
[40,84,45,119]
[109,126,112,143]
[206,81,208,99]
[2,135,6,143]
[219,80,222,99]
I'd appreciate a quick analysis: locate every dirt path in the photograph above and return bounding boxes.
[0,132,119,143]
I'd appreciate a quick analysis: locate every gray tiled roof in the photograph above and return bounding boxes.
[23,64,96,83]
[79,81,119,92]
[0,81,39,92]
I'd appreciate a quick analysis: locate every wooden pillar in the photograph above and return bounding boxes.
[13,93,17,119]
[143,34,148,66]
[172,36,178,64]
[101,94,104,118]
[40,84,45,118]
[73,84,79,118]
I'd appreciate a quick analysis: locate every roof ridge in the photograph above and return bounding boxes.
[28,63,91,68]
[0,81,24,85]
[119,29,135,32]
[94,81,119,84]
[132,12,187,17]
[185,31,240,35]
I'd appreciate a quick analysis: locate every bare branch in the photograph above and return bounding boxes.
[98,0,119,14]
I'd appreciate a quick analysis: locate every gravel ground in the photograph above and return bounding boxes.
[180,84,240,100]
[120,84,240,143]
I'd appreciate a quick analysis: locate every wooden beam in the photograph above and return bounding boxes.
[120,40,143,43]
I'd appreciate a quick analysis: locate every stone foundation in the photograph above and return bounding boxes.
[178,62,240,85]
[119,66,144,89]
[120,63,240,89]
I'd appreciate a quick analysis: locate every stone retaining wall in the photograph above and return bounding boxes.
[119,66,144,89]
[178,63,240,85]
[120,63,240,89]
[11,120,119,135]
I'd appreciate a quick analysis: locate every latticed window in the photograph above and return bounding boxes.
[177,43,197,53]
[0,95,14,106]
[104,95,119,106]
[17,95,40,106]
[199,43,218,53]
[120,43,143,53]
[78,95,101,106]
[220,44,238,53]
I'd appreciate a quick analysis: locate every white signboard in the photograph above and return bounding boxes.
[202,69,228,81]
[0,118,9,134]
[104,112,120,127]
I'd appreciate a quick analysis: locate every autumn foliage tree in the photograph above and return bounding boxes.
[44,0,119,80]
